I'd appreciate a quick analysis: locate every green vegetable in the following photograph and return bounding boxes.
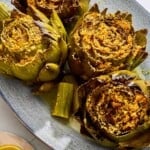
[0,2,10,21]
[75,70,150,148]
[52,82,74,119]
[11,0,90,31]
[0,4,68,83]
[68,4,148,80]
[62,75,79,114]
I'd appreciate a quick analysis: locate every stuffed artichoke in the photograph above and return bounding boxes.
[69,4,148,80]
[0,5,67,83]
[75,70,150,148]
[11,0,89,30]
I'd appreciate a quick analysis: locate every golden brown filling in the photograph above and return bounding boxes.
[72,11,137,73]
[86,83,149,136]
[1,15,42,53]
[0,15,43,63]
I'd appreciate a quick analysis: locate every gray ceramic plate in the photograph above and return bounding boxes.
[0,0,150,150]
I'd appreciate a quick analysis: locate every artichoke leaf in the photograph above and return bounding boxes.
[111,70,138,80]
[79,0,90,14]
[11,0,28,13]
[0,2,10,21]
[11,53,43,81]
[135,29,148,47]
[43,40,61,63]
[104,121,150,142]
[49,10,67,40]
[129,50,148,70]
[38,63,60,82]
[34,20,60,41]
[28,5,49,23]
[119,131,150,149]
[0,2,11,34]
[129,80,150,96]
[88,3,100,13]
[83,117,118,148]
[58,38,68,66]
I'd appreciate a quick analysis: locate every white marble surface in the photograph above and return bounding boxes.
[0,0,149,150]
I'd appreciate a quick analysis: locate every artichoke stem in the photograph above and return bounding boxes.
[52,82,74,119]
[62,75,79,114]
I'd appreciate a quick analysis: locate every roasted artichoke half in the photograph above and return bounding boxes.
[75,70,150,148]
[0,6,68,83]
[68,4,148,80]
[11,0,89,30]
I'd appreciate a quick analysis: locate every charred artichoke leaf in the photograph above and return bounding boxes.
[28,6,68,64]
[0,8,68,82]
[68,4,148,80]
[119,130,150,149]
[11,0,28,13]
[75,70,150,148]
[28,5,49,23]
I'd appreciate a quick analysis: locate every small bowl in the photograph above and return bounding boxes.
[0,131,33,150]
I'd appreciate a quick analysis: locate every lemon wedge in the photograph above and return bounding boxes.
[0,145,22,150]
